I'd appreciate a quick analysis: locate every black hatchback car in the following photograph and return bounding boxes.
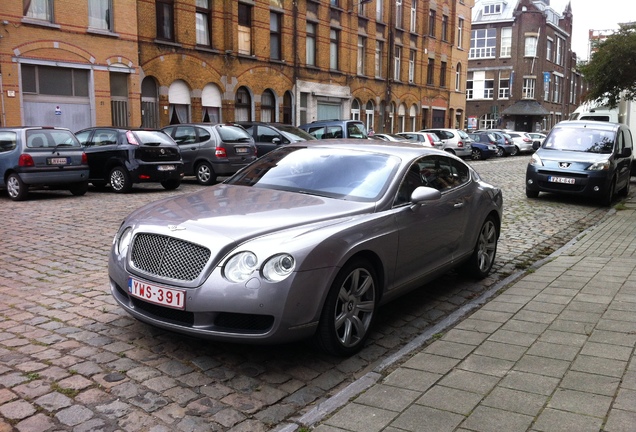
[75,127,184,193]
[235,122,315,156]
[525,121,633,206]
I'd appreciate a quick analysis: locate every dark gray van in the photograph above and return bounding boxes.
[525,121,633,206]
[298,120,368,140]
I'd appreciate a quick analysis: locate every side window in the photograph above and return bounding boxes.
[197,127,211,142]
[624,127,633,150]
[0,132,17,152]
[26,132,49,148]
[326,126,343,139]
[308,126,325,139]
[74,130,92,146]
[173,126,196,144]
[421,156,468,191]
[395,156,431,205]
[257,126,280,143]
[95,129,117,146]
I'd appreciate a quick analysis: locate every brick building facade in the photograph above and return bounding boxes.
[0,0,471,134]
[466,0,583,133]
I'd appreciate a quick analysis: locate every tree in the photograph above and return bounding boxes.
[579,25,636,109]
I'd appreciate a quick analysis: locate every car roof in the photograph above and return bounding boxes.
[290,139,457,160]
[553,120,621,132]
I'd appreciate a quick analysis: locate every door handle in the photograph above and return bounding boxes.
[453,202,464,208]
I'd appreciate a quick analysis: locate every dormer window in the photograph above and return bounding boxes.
[483,3,503,15]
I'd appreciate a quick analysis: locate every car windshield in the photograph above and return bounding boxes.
[217,125,252,142]
[134,130,175,145]
[543,128,615,154]
[226,146,400,201]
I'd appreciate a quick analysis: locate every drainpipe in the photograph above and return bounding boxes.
[0,71,6,126]
[293,1,298,125]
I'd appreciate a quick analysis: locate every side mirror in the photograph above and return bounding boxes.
[410,186,442,204]
[272,137,281,145]
[532,140,541,150]
[620,147,632,158]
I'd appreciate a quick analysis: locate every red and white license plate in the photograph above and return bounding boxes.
[548,176,575,184]
[157,165,175,171]
[48,157,69,165]
[128,277,186,309]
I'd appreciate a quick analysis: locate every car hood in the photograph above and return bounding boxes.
[127,184,374,244]
[537,149,610,164]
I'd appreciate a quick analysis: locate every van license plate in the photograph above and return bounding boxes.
[548,176,575,184]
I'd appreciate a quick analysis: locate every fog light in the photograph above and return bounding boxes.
[527,179,534,185]
[593,186,600,192]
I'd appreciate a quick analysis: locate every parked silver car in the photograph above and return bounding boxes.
[162,123,257,185]
[506,131,535,154]
[0,126,89,201]
[109,142,502,356]
[419,128,472,157]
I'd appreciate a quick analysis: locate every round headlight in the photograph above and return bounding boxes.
[263,254,295,282]
[224,252,258,283]
[116,227,133,256]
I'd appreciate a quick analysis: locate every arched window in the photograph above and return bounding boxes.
[168,80,191,125]
[261,89,276,122]
[389,102,396,133]
[409,104,418,131]
[283,91,293,124]
[365,100,375,133]
[235,86,252,121]
[351,99,361,120]
[202,83,222,123]
[398,103,406,132]
[379,101,386,133]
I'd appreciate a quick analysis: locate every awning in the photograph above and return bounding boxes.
[502,100,549,116]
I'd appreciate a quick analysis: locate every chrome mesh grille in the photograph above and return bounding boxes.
[131,233,211,281]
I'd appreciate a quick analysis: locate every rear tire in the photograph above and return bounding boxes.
[496,147,504,157]
[462,216,498,279]
[314,259,378,356]
[511,146,519,156]
[196,161,216,185]
[161,179,181,190]
[109,166,132,193]
[471,149,483,161]
[6,173,29,201]
[70,182,89,196]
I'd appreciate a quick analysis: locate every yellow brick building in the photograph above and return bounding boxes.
[0,0,471,133]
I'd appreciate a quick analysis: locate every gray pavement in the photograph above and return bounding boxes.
[294,197,636,432]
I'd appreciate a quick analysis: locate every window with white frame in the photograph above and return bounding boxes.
[483,3,502,15]
[410,0,417,32]
[556,37,563,65]
[375,40,384,78]
[546,38,553,62]
[366,100,375,132]
[498,72,510,99]
[376,0,384,21]
[396,0,403,28]
[500,27,511,57]
[351,99,360,121]
[409,50,415,83]
[330,28,339,70]
[553,74,562,103]
[570,73,576,104]
[89,0,113,31]
[306,22,316,66]
[466,71,494,99]
[466,76,473,99]
[455,63,462,91]
[394,45,402,81]
[238,3,252,55]
[24,0,54,21]
[469,28,496,58]
[457,18,464,49]
[523,77,536,99]
[525,36,537,57]
[357,36,366,75]
[261,89,275,122]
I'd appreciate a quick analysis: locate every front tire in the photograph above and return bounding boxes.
[196,161,216,185]
[526,188,539,198]
[511,146,519,156]
[496,147,504,157]
[109,166,132,193]
[69,182,89,196]
[601,177,616,206]
[463,216,498,279]
[471,148,483,161]
[6,173,29,201]
[314,259,378,356]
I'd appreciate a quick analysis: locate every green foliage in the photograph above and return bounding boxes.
[580,25,636,108]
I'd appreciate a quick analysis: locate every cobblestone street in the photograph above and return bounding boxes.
[0,155,610,432]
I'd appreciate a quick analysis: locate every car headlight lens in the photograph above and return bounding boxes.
[115,227,133,256]
[587,160,610,171]
[529,153,543,166]
[262,254,295,282]
[224,252,258,283]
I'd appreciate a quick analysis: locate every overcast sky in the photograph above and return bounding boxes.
[549,0,636,60]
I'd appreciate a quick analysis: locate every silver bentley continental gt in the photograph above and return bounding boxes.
[109,141,503,356]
